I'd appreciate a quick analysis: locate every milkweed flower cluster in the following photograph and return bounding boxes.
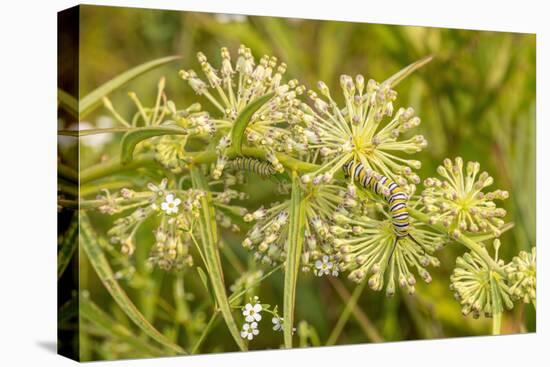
[422,157,509,237]
[332,201,445,296]
[179,45,306,178]
[450,248,513,318]
[242,182,348,274]
[295,75,426,186]
[96,176,246,271]
[505,247,536,306]
[99,179,204,270]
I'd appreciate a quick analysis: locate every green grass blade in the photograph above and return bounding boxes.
[189,166,247,351]
[230,93,274,155]
[120,126,189,164]
[80,295,166,357]
[283,171,306,348]
[58,88,78,118]
[79,212,186,355]
[58,213,78,280]
[382,55,433,88]
[79,55,181,118]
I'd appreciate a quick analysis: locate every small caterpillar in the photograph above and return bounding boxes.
[228,157,277,177]
[343,161,422,262]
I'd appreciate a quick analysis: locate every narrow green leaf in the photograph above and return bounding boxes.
[79,212,186,355]
[58,88,78,118]
[79,55,181,118]
[230,93,274,155]
[283,171,306,348]
[57,213,78,280]
[189,167,247,351]
[120,126,189,164]
[382,55,433,88]
[58,127,132,137]
[80,295,166,357]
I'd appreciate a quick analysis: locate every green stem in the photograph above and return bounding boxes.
[492,312,502,335]
[326,279,369,345]
[327,277,383,343]
[80,153,156,183]
[409,208,505,276]
[191,312,218,354]
[283,171,306,348]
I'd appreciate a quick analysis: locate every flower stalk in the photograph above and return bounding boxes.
[283,171,307,348]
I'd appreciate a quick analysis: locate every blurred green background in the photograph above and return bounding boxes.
[73,4,535,360]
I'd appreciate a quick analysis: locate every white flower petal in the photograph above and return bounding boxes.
[253,303,262,313]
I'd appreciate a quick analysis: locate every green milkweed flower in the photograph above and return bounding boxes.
[242,181,350,274]
[450,249,514,318]
[506,247,536,306]
[179,45,306,178]
[295,75,426,186]
[332,202,445,296]
[96,176,246,271]
[422,157,509,237]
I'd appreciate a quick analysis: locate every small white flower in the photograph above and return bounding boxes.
[242,302,262,322]
[315,255,333,276]
[240,322,259,340]
[272,316,283,331]
[160,193,181,214]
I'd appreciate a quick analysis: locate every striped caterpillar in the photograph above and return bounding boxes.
[342,160,422,260]
[228,157,277,177]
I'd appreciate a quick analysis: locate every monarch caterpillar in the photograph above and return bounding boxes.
[228,157,277,177]
[342,161,423,262]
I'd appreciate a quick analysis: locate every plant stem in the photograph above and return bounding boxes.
[326,278,369,345]
[408,208,505,276]
[191,312,218,354]
[283,171,306,348]
[80,153,156,183]
[492,312,502,335]
[327,277,383,343]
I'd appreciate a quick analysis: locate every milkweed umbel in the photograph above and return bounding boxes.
[228,157,277,177]
[342,160,423,261]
